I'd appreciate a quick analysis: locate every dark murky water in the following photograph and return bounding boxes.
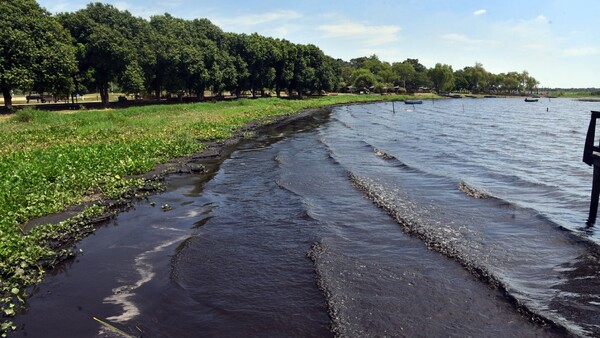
[13,99,600,337]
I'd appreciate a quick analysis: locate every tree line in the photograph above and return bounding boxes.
[0,1,540,110]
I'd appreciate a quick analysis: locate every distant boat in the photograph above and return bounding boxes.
[524,98,539,102]
[449,94,462,98]
[405,100,423,104]
[484,95,497,98]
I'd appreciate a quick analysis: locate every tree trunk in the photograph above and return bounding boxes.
[196,86,205,100]
[275,83,281,98]
[100,83,109,107]
[2,86,13,111]
[155,85,161,100]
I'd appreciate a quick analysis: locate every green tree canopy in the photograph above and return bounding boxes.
[428,63,454,93]
[351,68,377,90]
[59,3,142,105]
[0,0,76,109]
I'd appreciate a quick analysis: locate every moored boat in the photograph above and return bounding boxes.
[524,98,538,102]
[405,100,423,104]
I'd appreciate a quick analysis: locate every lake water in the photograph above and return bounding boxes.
[13,98,600,337]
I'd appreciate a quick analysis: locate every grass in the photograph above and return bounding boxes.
[0,94,410,334]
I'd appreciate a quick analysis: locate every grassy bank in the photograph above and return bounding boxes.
[0,94,411,333]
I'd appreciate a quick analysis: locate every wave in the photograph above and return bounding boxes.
[347,172,570,334]
[330,117,353,129]
[307,241,342,337]
[458,181,492,199]
[373,148,396,161]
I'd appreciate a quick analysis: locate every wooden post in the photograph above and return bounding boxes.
[583,111,600,225]
[588,165,600,225]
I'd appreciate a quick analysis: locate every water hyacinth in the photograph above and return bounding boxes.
[0,95,410,334]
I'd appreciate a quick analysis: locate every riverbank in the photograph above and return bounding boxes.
[0,94,415,333]
[11,101,566,337]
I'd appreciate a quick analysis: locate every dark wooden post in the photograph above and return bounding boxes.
[583,111,600,225]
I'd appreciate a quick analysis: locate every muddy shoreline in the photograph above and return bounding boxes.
[23,106,335,233]
[11,100,577,337]
[11,104,339,337]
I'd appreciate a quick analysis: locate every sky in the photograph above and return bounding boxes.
[37,0,600,88]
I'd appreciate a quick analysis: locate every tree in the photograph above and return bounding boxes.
[223,33,250,97]
[271,39,295,97]
[452,69,469,92]
[501,72,521,93]
[59,3,143,105]
[400,59,430,92]
[462,62,488,93]
[403,58,427,73]
[392,62,416,89]
[1,0,76,110]
[520,70,539,94]
[351,68,377,91]
[120,61,145,95]
[243,33,276,97]
[428,63,454,93]
[288,44,310,97]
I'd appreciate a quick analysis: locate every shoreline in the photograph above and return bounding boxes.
[23,105,342,232]
[1,100,375,334]
[6,96,586,335]
[8,99,581,336]
[9,101,568,334]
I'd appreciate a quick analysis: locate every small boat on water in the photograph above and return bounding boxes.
[524,98,539,102]
[405,100,423,104]
[484,95,496,98]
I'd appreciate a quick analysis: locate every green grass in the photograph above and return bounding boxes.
[0,94,408,333]
[547,90,600,98]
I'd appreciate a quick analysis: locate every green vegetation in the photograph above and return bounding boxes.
[0,0,77,110]
[546,88,600,98]
[1,1,542,112]
[0,95,409,334]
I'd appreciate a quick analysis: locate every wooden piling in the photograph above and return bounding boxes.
[583,111,600,225]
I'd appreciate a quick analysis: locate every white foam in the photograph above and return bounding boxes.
[102,234,188,324]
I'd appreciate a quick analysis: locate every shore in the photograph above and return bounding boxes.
[10,101,568,337]
[0,95,413,334]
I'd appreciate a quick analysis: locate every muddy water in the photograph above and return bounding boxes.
[13,101,594,337]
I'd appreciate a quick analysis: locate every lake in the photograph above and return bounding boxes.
[13,98,600,337]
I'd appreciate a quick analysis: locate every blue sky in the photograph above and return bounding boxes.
[37,0,600,88]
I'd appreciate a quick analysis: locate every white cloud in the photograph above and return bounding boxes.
[317,21,401,46]
[440,33,497,45]
[533,14,549,24]
[269,24,303,39]
[113,1,130,11]
[213,10,303,28]
[473,9,486,16]
[155,0,183,8]
[40,1,86,14]
[493,14,560,52]
[563,47,600,57]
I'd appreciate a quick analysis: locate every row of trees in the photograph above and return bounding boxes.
[1,1,539,110]
[344,55,540,95]
[1,1,338,109]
